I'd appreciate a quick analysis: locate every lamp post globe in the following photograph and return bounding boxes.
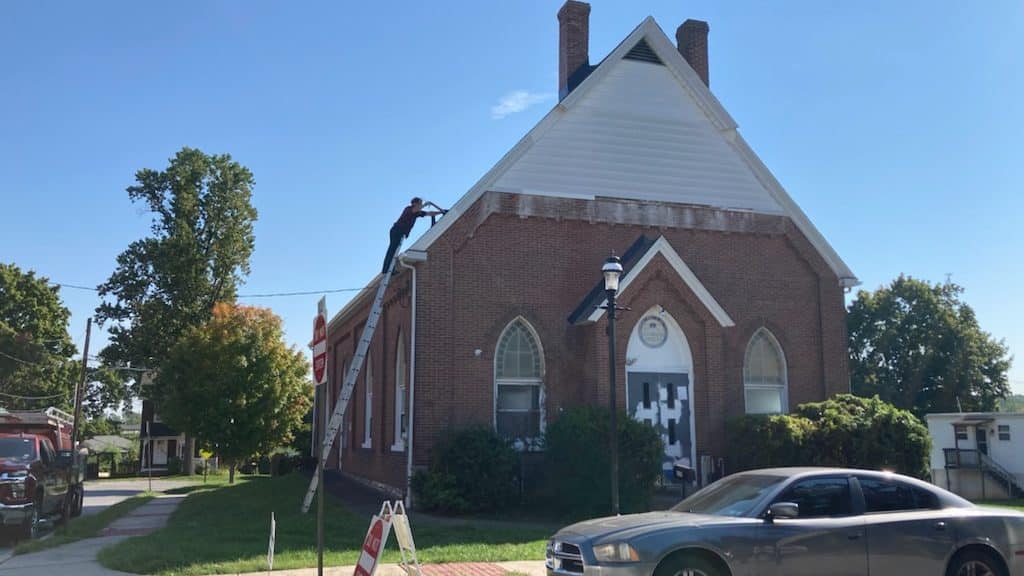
[603,256,623,293]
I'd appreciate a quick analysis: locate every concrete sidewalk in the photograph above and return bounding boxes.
[0,493,186,575]
[238,560,547,576]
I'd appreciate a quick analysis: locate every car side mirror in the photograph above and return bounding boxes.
[766,502,799,522]
[55,450,74,468]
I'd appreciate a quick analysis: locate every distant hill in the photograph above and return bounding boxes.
[998,394,1024,412]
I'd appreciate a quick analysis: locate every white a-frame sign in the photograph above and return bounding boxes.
[354,501,421,576]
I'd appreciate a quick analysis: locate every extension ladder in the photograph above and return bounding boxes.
[301,249,402,513]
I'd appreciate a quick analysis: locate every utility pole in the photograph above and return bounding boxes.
[66,317,91,532]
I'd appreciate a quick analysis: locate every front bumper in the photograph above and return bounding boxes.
[547,538,656,576]
[0,502,33,526]
[547,562,658,576]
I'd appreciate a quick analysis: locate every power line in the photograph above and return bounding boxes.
[0,390,67,400]
[0,349,59,367]
[51,282,99,292]
[238,287,364,298]
[51,281,368,298]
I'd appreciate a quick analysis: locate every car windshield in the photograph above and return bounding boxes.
[0,437,37,463]
[671,474,786,517]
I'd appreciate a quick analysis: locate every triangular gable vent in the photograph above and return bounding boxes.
[623,39,663,65]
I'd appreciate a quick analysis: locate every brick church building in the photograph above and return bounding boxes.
[321,2,857,499]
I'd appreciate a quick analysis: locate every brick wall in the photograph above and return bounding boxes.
[331,192,850,491]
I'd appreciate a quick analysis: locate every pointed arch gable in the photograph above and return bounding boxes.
[587,236,735,327]
[743,327,789,414]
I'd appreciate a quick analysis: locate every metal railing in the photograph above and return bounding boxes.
[944,448,1024,497]
[979,452,1024,498]
[943,448,981,468]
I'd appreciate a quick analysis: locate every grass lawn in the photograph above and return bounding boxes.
[13,492,156,555]
[98,473,553,576]
[980,499,1024,512]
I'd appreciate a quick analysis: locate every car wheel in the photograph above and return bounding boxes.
[654,553,723,576]
[20,496,41,540]
[946,548,1006,576]
[71,486,84,517]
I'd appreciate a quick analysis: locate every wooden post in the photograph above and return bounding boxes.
[66,318,91,532]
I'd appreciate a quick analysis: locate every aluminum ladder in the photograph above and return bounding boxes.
[301,250,402,513]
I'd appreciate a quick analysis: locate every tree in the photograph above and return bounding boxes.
[847,276,1013,417]
[95,147,258,379]
[96,147,258,475]
[0,263,78,410]
[998,394,1024,413]
[156,303,312,483]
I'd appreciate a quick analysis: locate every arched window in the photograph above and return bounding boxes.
[392,331,407,451]
[494,318,544,440]
[744,328,788,414]
[362,352,373,448]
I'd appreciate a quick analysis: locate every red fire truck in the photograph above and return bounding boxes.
[0,407,86,538]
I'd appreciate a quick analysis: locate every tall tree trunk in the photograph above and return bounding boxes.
[183,435,195,476]
[229,462,236,484]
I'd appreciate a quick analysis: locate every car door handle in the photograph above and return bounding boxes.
[847,531,862,540]
[934,522,947,532]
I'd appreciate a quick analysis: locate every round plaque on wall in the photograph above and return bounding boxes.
[639,315,668,348]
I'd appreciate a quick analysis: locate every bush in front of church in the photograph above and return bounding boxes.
[411,427,520,514]
[727,394,931,478]
[538,405,664,520]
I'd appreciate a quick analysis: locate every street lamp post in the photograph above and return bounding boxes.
[602,256,624,515]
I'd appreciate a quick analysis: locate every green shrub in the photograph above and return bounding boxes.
[797,394,931,478]
[539,406,663,520]
[727,413,815,471]
[726,394,931,478]
[411,428,519,514]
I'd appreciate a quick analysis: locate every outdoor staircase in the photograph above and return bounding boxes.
[979,452,1024,499]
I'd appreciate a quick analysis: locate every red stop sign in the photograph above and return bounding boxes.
[312,314,327,385]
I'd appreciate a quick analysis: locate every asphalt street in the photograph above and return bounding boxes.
[0,477,194,560]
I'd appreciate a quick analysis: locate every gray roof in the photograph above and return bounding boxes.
[83,435,135,454]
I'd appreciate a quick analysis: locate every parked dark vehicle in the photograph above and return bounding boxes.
[546,467,1024,576]
[0,407,86,539]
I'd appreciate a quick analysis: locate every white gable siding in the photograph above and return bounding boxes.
[492,59,785,215]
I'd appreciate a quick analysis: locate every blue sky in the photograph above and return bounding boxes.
[2,1,1021,395]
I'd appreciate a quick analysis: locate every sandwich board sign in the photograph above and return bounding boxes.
[354,501,420,576]
[389,502,421,576]
[354,513,392,576]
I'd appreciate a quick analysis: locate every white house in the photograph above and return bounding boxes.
[926,412,1024,500]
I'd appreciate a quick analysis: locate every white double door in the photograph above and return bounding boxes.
[627,372,691,480]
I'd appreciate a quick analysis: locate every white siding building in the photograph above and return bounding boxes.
[926,412,1024,500]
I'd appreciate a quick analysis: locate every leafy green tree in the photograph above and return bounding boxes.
[79,416,121,439]
[848,276,1012,416]
[156,303,312,483]
[0,263,78,410]
[998,394,1024,413]
[95,147,258,380]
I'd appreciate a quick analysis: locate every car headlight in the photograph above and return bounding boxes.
[592,542,640,563]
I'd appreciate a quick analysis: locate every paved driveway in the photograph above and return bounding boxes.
[1,477,196,557]
[79,477,195,516]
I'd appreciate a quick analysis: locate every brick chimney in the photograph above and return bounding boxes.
[558,1,591,99]
[676,19,710,87]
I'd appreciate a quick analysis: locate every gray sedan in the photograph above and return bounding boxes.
[546,467,1024,576]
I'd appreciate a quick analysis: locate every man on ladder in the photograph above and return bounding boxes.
[382,197,444,274]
